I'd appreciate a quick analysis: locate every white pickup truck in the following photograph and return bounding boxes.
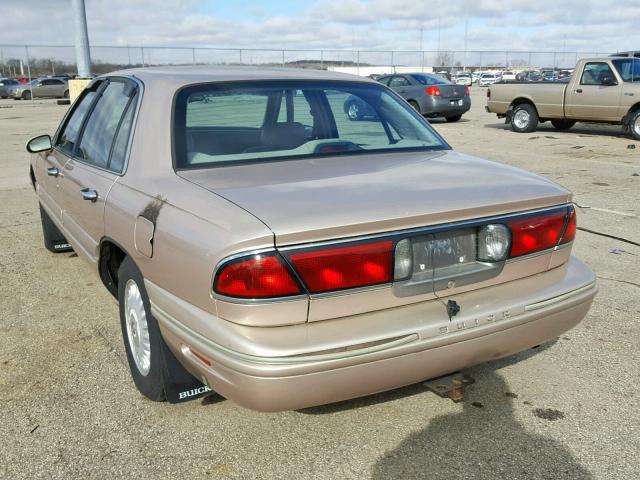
[486,57,640,140]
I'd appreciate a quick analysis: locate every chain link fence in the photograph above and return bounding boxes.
[0,44,608,78]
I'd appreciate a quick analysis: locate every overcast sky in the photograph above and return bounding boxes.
[1,0,638,56]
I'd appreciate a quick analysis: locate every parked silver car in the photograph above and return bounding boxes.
[376,73,471,122]
[0,78,20,98]
[8,77,69,100]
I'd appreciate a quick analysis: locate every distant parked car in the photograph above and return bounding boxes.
[0,78,20,98]
[8,77,69,100]
[516,70,543,82]
[478,73,497,86]
[501,70,516,81]
[455,72,472,86]
[375,73,470,122]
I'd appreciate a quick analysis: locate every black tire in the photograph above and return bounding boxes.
[1,96,7,99]
[117,256,204,403]
[118,256,167,402]
[408,100,421,113]
[346,100,361,121]
[510,103,538,133]
[63,90,69,99]
[445,115,462,122]
[22,90,32,100]
[551,119,576,130]
[39,204,72,253]
[629,109,640,141]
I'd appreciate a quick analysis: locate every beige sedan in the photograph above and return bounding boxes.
[26,67,597,411]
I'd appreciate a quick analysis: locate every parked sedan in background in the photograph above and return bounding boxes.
[26,66,596,411]
[0,77,20,98]
[8,77,69,100]
[376,72,470,122]
[478,73,498,86]
[455,72,472,86]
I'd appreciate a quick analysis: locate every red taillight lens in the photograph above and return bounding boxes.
[214,253,301,298]
[508,210,570,257]
[465,86,470,96]
[288,240,393,293]
[561,207,577,244]
[425,86,441,96]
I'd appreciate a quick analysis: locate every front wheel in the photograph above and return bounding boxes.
[63,90,69,99]
[445,115,462,122]
[551,119,575,130]
[22,90,32,100]
[629,109,640,141]
[510,104,538,133]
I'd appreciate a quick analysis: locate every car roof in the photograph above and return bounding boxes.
[108,65,377,87]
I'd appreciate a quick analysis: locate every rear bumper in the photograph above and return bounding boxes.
[149,257,596,411]
[420,96,471,117]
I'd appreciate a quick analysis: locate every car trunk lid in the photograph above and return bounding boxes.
[177,150,571,246]
[438,84,466,99]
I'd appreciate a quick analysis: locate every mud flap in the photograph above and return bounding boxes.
[159,341,214,403]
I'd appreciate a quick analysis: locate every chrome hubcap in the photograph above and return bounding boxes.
[124,279,151,376]
[513,109,530,129]
[348,103,359,119]
[633,116,640,136]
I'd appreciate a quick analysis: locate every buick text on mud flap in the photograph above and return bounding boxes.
[178,385,212,400]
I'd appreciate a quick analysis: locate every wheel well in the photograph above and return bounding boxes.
[99,240,127,298]
[510,98,538,114]
[626,102,640,123]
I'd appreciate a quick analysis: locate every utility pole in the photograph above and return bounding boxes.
[463,17,468,71]
[72,0,92,77]
[420,26,424,72]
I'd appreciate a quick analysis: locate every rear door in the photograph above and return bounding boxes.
[388,75,412,99]
[58,77,139,263]
[565,62,622,121]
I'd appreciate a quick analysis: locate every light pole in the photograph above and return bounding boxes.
[72,0,92,77]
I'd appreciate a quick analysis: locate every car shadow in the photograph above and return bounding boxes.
[483,122,627,138]
[298,340,557,415]
[371,367,593,480]
[427,118,471,124]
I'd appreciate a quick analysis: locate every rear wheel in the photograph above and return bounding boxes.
[39,204,72,253]
[551,119,575,130]
[408,100,421,113]
[510,103,538,133]
[445,115,462,122]
[629,109,640,141]
[22,90,32,100]
[63,90,69,99]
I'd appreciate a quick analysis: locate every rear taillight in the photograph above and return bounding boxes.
[425,86,441,96]
[213,252,301,298]
[287,240,393,293]
[465,86,470,96]
[507,208,576,257]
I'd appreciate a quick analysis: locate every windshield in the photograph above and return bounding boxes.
[612,58,640,82]
[174,81,449,168]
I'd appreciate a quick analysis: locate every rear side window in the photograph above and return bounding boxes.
[55,89,98,156]
[108,92,138,173]
[76,80,136,170]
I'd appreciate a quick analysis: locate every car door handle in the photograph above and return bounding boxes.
[80,188,98,202]
[575,89,583,93]
[47,167,60,177]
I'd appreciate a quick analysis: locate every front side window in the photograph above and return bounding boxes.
[55,87,99,155]
[612,59,640,82]
[174,81,448,168]
[76,79,137,169]
[581,63,615,85]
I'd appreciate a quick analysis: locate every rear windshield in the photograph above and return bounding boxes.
[173,80,448,168]
[411,74,451,85]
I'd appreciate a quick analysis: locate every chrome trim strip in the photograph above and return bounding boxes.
[524,282,596,311]
[151,301,418,365]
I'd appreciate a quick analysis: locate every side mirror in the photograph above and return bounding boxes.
[601,75,617,86]
[26,135,52,153]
